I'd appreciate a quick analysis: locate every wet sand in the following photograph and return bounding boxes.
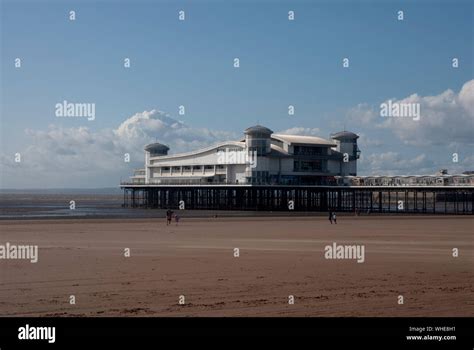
[0,216,472,316]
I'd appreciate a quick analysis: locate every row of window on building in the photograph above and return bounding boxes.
[337,175,474,186]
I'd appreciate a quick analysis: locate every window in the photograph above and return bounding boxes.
[249,139,267,155]
[251,171,269,183]
[294,160,323,172]
[294,146,323,156]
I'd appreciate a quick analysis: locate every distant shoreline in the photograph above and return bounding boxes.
[1,213,472,222]
[0,188,122,195]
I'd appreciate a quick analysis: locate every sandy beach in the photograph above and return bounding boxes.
[0,216,472,317]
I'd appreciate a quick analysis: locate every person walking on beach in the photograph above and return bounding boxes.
[166,209,173,226]
[328,210,333,224]
[174,213,180,226]
[332,211,337,224]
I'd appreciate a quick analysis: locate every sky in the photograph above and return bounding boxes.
[1,0,473,188]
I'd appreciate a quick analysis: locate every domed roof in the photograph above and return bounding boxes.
[330,131,359,140]
[244,125,274,135]
[144,142,169,153]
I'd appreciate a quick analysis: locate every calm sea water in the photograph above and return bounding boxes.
[0,189,144,219]
[0,189,305,219]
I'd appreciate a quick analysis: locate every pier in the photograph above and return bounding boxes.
[121,184,474,214]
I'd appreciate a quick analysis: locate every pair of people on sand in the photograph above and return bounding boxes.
[328,210,337,224]
[166,209,180,226]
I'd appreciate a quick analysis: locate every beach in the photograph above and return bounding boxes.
[0,216,472,316]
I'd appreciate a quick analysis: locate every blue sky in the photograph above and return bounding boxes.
[1,0,473,188]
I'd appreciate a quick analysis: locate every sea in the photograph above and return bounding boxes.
[0,188,308,219]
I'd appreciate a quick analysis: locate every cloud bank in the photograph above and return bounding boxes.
[348,79,474,146]
[0,110,236,188]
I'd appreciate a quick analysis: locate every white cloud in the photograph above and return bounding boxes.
[113,109,236,154]
[278,127,321,136]
[357,132,383,147]
[348,79,474,146]
[359,150,474,175]
[359,152,435,175]
[459,79,474,116]
[346,103,378,125]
